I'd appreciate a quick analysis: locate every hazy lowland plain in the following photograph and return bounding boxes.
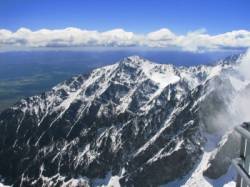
[0,50,237,112]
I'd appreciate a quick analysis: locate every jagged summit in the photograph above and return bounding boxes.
[118,55,149,68]
[125,55,144,62]
[217,53,242,66]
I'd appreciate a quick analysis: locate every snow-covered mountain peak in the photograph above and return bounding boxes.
[119,55,149,68]
[0,54,245,187]
[217,54,242,66]
[118,56,178,81]
[126,55,143,62]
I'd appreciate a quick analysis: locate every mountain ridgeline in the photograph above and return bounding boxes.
[0,55,245,187]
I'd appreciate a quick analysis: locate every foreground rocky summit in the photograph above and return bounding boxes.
[0,55,246,186]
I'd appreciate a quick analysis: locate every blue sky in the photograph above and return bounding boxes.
[0,0,250,52]
[1,0,249,34]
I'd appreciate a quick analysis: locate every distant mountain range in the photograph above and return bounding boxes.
[0,54,247,187]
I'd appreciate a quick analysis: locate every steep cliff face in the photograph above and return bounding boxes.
[0,55,244,187]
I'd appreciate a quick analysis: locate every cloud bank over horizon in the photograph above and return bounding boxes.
[0,27,250,52]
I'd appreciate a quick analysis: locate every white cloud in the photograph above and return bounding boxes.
[0,27,250,52]
[147,28,176,41]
